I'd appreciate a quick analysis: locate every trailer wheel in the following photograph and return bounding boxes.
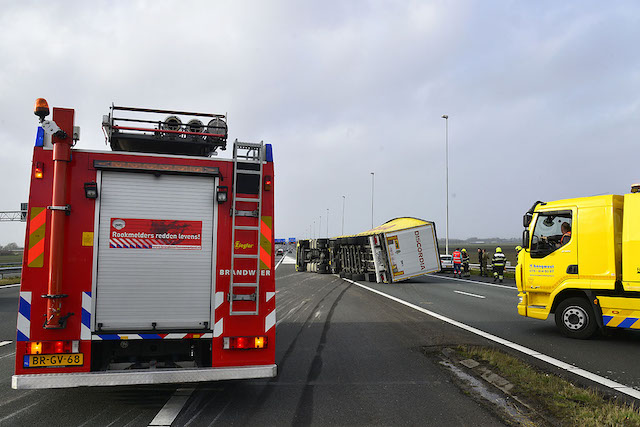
[555,297,598,339]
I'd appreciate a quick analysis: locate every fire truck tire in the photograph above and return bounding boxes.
[554,297,598,339]
[352,273,365,282]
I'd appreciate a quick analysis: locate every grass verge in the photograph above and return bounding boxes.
[0,277,20,286]
[457,345,640,426]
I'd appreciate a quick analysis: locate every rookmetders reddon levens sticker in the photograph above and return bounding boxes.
[109,218,202,250]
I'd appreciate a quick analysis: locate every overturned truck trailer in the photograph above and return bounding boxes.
[296,217,441,283]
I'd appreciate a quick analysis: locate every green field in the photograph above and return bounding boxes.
[0,253,22,265]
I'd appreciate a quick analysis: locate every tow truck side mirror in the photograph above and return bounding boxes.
[523,212,533,228]
[522,229,530,250]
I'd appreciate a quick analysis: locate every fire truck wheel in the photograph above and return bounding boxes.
[555,297,598,339]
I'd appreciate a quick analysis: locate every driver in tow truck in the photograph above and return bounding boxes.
[559,222,571,247]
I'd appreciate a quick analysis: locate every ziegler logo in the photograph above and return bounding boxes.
[235,241,254,250]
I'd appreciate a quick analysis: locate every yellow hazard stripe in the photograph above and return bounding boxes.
[602,309,640,329]
[28,207,46,268]
[260,216,273,270]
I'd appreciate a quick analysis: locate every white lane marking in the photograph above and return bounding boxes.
[148,388,194,427]
[0,284,21,289]
[281,254,296,265]
[454,290,485,299]
[0,351,15,360]
[343,278,640,400]
[428,274,515,290]
[275,256,286,270]
[0,341,12,347]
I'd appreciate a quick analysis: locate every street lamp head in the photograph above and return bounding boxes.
[441,114,448,119]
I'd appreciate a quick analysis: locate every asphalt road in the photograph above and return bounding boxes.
[398,272,640,390]
[0,256,638,425]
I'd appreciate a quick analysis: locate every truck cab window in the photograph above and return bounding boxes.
[530,211,572,258]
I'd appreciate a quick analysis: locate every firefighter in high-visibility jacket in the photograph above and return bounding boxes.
[452,248,462,278]
[492,247,506,283]
[461,249,470,277]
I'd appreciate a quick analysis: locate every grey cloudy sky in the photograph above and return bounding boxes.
[1,1,639,245]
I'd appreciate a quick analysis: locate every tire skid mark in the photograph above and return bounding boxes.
[245,275,346,423]
[291,281,352,425]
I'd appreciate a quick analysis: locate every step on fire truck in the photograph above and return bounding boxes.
[13,99,276,389]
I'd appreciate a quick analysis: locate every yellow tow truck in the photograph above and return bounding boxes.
[516,184,640,338]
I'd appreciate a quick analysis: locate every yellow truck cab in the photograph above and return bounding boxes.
[516,185,640,339]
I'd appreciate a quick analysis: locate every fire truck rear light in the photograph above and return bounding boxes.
[55,341,64,353]
[264,175,272,191]
[223,336,268,350]
[34,162,44,179]
[72,340,80,353]
[84,182,98,199]
[28,342,43,355]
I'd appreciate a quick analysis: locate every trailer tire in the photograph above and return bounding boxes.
[555,297,598,339]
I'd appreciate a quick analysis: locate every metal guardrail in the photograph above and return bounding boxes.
[441,262,516,273]
[0,266,21,279]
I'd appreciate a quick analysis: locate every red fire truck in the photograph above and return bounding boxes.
[12,99,276,388]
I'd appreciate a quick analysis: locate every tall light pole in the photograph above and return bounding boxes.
[342,195,345,235]
[319,216,321,238]
[326,208,329,237]
[371,172,375,229]
[441,114,449,255]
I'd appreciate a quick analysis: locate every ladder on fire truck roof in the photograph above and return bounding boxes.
[229,140,264,315]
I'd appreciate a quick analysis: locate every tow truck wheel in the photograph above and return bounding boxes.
[555,297,598,339]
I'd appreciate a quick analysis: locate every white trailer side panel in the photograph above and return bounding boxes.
[384,224,440,282]
[94,171,215,331]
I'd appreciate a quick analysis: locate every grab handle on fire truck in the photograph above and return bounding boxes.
[229,292,257,302]
[47,205,71,215]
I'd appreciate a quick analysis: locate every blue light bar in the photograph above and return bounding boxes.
[265,144,273,162]
[35,127,44,147]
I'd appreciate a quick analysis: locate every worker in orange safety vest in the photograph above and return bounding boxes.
[452,248,462,278]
